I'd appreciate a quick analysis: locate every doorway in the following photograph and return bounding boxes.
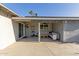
[19,23,24,38]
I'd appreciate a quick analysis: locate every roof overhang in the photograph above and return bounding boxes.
[12,16,79,21]
[0,3,19,17]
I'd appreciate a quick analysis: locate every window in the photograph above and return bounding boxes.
[40,23,48,29]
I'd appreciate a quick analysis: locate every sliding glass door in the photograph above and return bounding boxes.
[19,23,23,38]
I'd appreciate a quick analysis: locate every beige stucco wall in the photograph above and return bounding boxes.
[26,22,38,37]
[12,21,19,40]
[52,22,64,41]
[0,9,16,49]
[12,22,27,39]
[63,21,79,42]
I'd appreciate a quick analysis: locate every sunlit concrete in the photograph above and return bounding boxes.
[0,39,79,56]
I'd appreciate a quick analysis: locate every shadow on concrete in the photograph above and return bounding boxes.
[16,37,61,43]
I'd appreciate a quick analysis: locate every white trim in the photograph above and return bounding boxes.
[12,17,79,21]
[23,24,26,36]
[38,22,41,42]
[62,21,65,42]
[0,3,19,16]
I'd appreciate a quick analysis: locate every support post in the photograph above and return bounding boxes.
[38,22,40,42]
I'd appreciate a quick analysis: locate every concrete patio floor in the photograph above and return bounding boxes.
[0,38,79,56]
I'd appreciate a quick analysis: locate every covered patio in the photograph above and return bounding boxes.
[12,16,64,42]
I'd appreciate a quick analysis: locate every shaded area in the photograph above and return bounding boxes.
[17,37,56,42]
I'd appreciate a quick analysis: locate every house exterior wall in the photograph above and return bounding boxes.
[52,22,64,41]
[0,8,16,49]
[12,21,19,40]
[63,21,79,42]
[31,22,38,36]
